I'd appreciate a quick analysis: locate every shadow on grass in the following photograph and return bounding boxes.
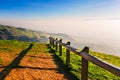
[0,44,33,80]
[47,44,79,80]
[16,66,58,70]
[25,55,52,59]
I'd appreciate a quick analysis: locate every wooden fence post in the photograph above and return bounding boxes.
[55,38,58,50]
[52,38,55,48]
[81,47,89,80]
[49,37,51,45]
[59,39,62,56]
[66,41,70,65]
[50,37,52,45]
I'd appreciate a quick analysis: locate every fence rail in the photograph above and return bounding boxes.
[49,37,120,80]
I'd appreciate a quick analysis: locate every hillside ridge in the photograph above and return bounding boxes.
[0,24,73,43]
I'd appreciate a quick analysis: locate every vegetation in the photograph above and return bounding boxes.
[0,40,49,66]
[0,24,49,43]
[51,46,120,80]
[0,40,30,65]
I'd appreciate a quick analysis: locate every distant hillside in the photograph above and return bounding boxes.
[0,24,73,43]
[0,24,49,43]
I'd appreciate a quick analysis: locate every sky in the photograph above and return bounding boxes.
[0,0,120,45]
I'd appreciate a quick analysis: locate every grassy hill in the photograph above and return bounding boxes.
[51,46,120,80]
[0,24,49,43]
[0,24,74,43]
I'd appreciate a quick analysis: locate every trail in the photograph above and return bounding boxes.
[0,44,68,80]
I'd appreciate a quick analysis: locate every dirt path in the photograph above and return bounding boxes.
[0,44,68,80]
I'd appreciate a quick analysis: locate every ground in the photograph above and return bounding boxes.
[0,42,68,80]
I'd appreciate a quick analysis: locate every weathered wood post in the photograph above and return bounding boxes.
[55,38,58,50]
[59,39,62,56]
[81,47,89,80]
[52,38,55,48]
[49,37,52,46]
[66,41,70,65]
[49,37,51,45]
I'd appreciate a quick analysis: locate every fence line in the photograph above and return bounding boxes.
[49,37,120,80]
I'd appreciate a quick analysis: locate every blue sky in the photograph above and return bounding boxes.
[0,0,120,18]
[0,0,120,40]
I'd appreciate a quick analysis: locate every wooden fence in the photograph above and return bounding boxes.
[49,37,120,80]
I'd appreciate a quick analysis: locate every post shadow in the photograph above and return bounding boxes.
[48,45,79,80]
[0,44,33,80]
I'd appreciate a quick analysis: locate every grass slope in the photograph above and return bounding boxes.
[51,46,120,80]
[0,24,48,42]
[0,40,49,66]
[0,24,74,43]
[0,40,31,66]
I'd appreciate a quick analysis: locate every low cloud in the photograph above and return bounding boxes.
[82,18,120,21]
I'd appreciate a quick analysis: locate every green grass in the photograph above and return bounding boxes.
[0,40,49,53]
[90,51,120,67]
[0,40,30,51]
[0,40,31,65]
[0,25,49,43]
[51,46,120,80]
[28,43,49,54]
[0,40,49,66]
